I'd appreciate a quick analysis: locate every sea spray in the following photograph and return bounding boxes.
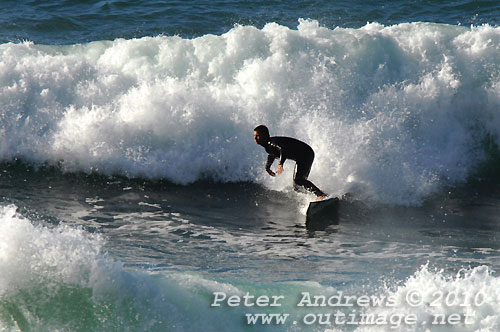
[1,22,500,204]
[354,264,500,331]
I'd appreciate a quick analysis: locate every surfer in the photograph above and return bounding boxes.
[254,125,327,200]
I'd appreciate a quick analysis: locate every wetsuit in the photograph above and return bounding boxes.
[263,136,326,197]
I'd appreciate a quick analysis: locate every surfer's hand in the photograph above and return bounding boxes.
[266,169,276,177]
[276,164,284,175]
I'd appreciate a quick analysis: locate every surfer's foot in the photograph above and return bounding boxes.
[316,195,326,201]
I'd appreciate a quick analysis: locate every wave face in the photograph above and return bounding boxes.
[2,21,500,204]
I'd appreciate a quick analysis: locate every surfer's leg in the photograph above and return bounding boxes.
[293,154,326,197]
[295,177,326,197]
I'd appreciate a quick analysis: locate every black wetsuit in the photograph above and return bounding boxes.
[263,136,326,197]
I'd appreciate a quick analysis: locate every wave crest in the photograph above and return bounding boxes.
[1,21,500,204]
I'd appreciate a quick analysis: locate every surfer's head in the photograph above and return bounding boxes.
[254,125,269,145]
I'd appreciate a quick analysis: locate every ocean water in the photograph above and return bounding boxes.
[2,1,500,331]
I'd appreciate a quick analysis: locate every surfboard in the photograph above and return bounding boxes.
[306,197,340,225]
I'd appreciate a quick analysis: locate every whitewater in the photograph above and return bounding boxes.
[3,6,500,330]
[2,20,500,205]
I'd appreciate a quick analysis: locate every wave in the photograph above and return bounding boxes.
[1,20,500,204]
[0,204,273,331]
[1,204,500,331]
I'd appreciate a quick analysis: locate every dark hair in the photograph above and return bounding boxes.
[253,125,269,138]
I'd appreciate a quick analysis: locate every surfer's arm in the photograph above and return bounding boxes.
[276,145,286,174]
[269,141,287,169]
[265,155,276,176]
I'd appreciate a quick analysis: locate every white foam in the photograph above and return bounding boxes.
[1,21,500,204]
[0,204,103,296]
[355,264,500,331]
